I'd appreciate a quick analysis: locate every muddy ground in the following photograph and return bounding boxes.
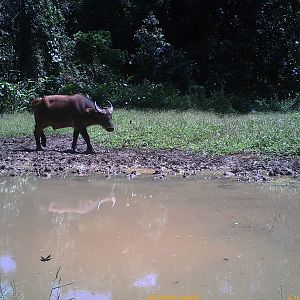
[0,136,300,181]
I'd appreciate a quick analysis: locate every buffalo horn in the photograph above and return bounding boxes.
[107,101,114,114]
[94,101,114,114]
[94,101,106,114]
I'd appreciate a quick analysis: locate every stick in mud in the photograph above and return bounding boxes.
[48,266,74,300]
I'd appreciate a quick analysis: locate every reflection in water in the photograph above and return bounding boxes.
[97,196,116,209]
[62,290,112,300]
[218,279,236,296]
[132,273,158,288]
[48,185,116,214]
[48,196,116,215]
[0,255,16,274]
[0,176,37,195]
[0,281,12,297]
[0,177,37,230]
[48,199,100,214]
[0,176,300,299]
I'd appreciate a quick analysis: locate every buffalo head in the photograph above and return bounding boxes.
[88,101,114,132]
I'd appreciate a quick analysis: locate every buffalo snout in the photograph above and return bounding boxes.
[106,126,114,132]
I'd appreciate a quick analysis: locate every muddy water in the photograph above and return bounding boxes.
[0,176,300,300]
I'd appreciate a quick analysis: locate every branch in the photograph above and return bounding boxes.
[51,282,74,290]
[11,13,20,32]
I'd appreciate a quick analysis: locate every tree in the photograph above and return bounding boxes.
[0,0,69,79]
[131,12,195,89]
[254,0,300,98]
[0,0,21,80]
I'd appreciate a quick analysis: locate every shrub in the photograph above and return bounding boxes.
[0,81,35,113]
[131,12,195,89]
[0,77,58,113]
[72,30,127,68]
[97,80,180,109]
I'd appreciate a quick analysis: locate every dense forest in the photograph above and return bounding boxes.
[1,0,300,112]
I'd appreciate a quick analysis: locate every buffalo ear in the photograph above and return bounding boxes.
[85,108,95,114]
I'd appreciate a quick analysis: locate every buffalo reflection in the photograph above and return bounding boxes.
[48,196,116,215]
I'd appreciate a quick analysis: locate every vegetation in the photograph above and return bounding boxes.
[0,268,70,300]
[1,111,300,155]
[1,1,300,113]
[0,279,18,300]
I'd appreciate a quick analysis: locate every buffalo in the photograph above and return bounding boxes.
[32,94,114,153]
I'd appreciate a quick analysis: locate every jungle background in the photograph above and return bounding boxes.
[1,0,300,113]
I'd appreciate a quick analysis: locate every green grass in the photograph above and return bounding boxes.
[0,112,34,137]
[1,110,300,155]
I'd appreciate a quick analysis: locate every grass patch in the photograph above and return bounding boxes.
[0,112,34,137]
[1,110,300,155]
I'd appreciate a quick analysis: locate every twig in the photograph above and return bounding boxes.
[11,13,20,32]
[11,280,17,300]
[49,266,61,300]
[0,276,10,299]
[0,276,3,298]
[51,282,74,290]
[55,267,61,279]
[49,267,74,300]
[55,276,61,300]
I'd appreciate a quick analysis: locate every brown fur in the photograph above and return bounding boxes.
[32,94,114,153]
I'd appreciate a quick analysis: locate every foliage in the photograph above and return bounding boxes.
[254,1,300,99]
[0,77,58,113]
[72,30,127,67]
[1,0,300,113]
[98,80,179,109]
[131,12,195,89]
[0,81,36,113]
[132,12,172,79]
[53,30,128,98]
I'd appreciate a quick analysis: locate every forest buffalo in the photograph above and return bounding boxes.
[32,94,114,153]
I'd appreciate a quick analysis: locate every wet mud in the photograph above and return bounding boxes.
[0,136,300,181]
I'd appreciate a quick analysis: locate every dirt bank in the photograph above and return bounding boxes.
[0,136,300,181]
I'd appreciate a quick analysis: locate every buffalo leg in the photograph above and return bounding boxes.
[41,131,46,147]
[34,126,43,151]
[80,128,94,154]
[71,129,79,151]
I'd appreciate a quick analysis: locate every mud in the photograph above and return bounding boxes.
[0,136,300,181]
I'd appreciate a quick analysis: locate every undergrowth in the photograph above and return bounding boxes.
[1,110,300,155]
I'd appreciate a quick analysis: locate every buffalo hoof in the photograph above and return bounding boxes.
[84,149,95,154]
[36,147,44,151]
[70,149,77,153]
[64,149,77,154]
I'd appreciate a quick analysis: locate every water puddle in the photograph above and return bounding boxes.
[0,176,300,299]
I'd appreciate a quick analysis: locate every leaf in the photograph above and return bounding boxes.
[40,254,51,262]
